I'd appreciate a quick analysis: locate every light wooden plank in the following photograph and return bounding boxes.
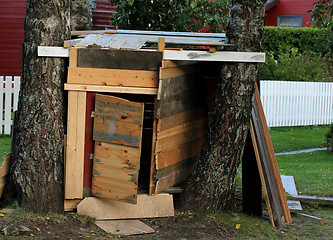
[67,67,159,88]
[161,60,197,69]
[65,91,79,199]
[159,63,200,79]
[77,194,174,220]
[37,46,70,57]
[149,98,158,195]
[64,84,158,95]
[64,199,82,212]
[164,50,265,62]
[156,118,207,152]
[292,213,324,225]
[155,138,204,170]
[0,153,10,198]
[286,195,333,204]
[69,47,78,67]
[96,220,155,236]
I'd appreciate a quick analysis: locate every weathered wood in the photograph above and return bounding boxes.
[149,98,158,195]
[77,194,174,220]
[281,175,302,212]
[92,142,141,204]
[77,48,162,70]
[95,220,155,235]
[161,60,197,69]
[155,138,204,170]
[64,199,82,212]
[0,154,10,197]
[155,157,196,179]
[67,67,159,88]
[159,63,200,79]
[158,108,206,131]
[286,195,333,204]
[156,119,207,152]
[93,94,144,148]
[164,50,265,62]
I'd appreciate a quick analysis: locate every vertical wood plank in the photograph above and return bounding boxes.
[69,47,78,68]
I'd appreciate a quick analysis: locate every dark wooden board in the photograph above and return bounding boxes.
[77,48,163,71]
[93,94,144,148]
[155,157,196,179]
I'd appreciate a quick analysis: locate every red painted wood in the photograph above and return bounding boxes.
[265,0,314,27]
[92,0,116,29]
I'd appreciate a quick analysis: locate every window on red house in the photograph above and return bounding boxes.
[278,15,303,27]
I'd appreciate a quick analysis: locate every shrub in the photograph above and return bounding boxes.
[325,123,333,152]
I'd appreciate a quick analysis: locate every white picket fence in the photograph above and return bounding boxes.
[0,76,20,134]
[261,80,333,127]
[1,77,333,134]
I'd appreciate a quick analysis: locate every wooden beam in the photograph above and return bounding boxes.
[292,212,324,225]
[286,195,333,204]
[67,67,159,88]
[37,46,70,57]
[64,199,82,212]
[64,84,158,95]
[164,50,265,62]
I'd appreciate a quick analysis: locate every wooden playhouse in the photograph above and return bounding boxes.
[54,30,265,215]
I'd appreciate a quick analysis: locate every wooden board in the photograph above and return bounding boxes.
[159,63,200,79]
[286,195,333,204]
[67,67,159,88]
[96,220,155,236]
[64,199,82,212]
[0,153,10,197]
[92,94,144,204]
[77,48,162,71]
[65,91,86,199]
[92,142,141,204]
[93,94,144,148]
[281,175,302,212]
[77,194,174,220]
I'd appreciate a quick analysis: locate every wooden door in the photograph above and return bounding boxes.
[92,94,144,204]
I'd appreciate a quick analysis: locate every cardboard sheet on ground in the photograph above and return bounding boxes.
[96,220,155,235]
[281,175,302,212]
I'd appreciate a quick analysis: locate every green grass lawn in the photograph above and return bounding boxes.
[270,125,329,153]
[0,134,11,162]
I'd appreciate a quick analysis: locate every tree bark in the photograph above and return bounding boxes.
[71,0,93,30]
[7,0,70,213]
[181,0,267,211]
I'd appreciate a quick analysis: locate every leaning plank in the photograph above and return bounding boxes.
[64,84,158,95]
[281,175,302,212]
[0,153,11,197]
[67,67,159,88]
[286,195,333,204]
[77,194,174,220]
[96,220,155,236]
[292,213,324,226]
[77,48,162,71]
[164,50,265,62]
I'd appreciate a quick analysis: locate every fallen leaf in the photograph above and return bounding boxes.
[236,224,241,229]
[30,234,35,236]
[0,213,4,217]
[36,227,41,231]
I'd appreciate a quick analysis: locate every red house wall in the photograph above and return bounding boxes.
[0,0,26,77]
[265,0,315,27]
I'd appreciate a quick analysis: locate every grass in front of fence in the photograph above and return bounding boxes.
[270,125,329,153]
[0,134,11,162]
[277,150,333,197]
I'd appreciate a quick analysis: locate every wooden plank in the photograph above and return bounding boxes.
[65,91,79,199]
[95,220,155,236]
[156,118,207,152]
[37,46,70,57]
[64,199,82,212]
[0,153,11,197]
[286,195,333,204]
[250,121,275,227]
[67,67,159,88]
[92,142,141,204]
[155,157,196,179]
[161,60,197,69]
[77,194,174,220]
[155,138,204,170]
[158,37,165,59]
[292,213,324,225]
[77,48,162,71]
[69,48,78,67]
[149,98,158,195]
[253,86,292,224]
[159,108,206,131]
[281,175,302,212]
[121,38,147,50]
[164,50,265,62]
[159,63,200,79]
[93,94,144,148]
[64,84,158,95]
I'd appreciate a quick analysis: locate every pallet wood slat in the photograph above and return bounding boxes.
[77,48,162,71]
[286,195,333,204]
[67,67,159,88]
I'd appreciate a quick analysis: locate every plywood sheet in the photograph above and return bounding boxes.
[96,220,155,236]
[77,194,174,220]
[281,175,302,212]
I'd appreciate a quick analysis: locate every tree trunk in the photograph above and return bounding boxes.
[71,0,93,30]
[8,0,70,213]
[181,0,267,211]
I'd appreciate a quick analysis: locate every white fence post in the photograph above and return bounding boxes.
[261,80,333,127]
[1,76,21,134]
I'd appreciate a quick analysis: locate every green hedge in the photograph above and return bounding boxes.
[262,27,333,58]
